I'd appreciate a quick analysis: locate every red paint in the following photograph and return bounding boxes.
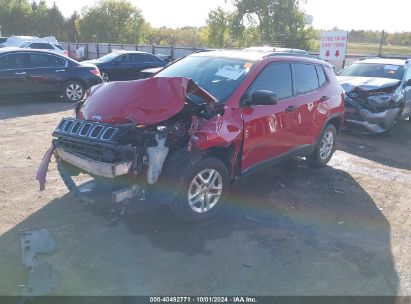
[81,56,344,175]
[78,77,218,125]
[39,54,344,190]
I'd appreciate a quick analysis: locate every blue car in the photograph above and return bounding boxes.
[83,51,167,82]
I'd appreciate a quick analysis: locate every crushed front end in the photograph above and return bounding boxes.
[339,76,404,134]
[36,77,224,208]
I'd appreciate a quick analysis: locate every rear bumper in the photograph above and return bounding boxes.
[345,107,401,134]
[84,76,102,89]
[55,147,132,178]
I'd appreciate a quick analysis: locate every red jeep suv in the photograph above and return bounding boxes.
[37,50,344,222]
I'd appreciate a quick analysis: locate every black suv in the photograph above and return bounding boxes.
[0,48,102,102]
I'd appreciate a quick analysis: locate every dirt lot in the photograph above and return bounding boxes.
[0,98,410,296]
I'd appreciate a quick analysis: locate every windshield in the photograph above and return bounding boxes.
[155,56,253,103]
[97,52,121,62]
[339,63,404,80]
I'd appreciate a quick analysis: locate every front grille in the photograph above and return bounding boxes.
[53,118,140,164]
[55,118,119,142]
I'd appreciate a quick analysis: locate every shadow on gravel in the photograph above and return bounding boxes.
[0,95,73,120]
[338,121,411,170]
[0,159,399,297]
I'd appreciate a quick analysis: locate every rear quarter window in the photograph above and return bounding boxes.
[316,65,327,86]
[293,63,319,94]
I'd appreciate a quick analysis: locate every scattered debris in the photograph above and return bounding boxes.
[242,264,252,268]
[334,188,345,194]
[379,207,384,211]
[338,221,345,225]
[21,262,59,297]
[358,145,366,149]
[19,229,60,298]
[20,228,55,269]
[244,214,262,224]
[26,156,32,160]
[279,182,286,188]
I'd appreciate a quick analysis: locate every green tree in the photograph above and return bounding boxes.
[206,7,233,48]
[0,0,32,36]
[231,0,315,49]
[78,0,147,43]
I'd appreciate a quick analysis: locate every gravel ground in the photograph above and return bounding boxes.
[0,97,410,296]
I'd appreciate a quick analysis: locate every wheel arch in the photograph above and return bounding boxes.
[204,144,237,180]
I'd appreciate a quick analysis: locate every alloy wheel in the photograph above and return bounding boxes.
[101,72,109,82]
[319,131,334,160]
[65,83,84,102]
[188,169,223,214]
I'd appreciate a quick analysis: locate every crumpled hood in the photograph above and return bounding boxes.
[337,76,401,93]
[78,77,218,125]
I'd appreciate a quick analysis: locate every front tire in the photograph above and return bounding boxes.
[63,80,85,102]
[308,124,337,166]
[169,157,229,223]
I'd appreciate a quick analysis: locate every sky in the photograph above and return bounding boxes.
[46,0,411,33]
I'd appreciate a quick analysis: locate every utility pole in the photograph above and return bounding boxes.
[378,30,385,57]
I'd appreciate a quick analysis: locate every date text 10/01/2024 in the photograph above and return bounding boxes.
[149,297,258,303]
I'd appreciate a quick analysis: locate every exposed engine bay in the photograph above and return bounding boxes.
[37,77,226,206]
[338,76,404,134]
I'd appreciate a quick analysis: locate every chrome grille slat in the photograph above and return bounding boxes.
[55,118,119,142]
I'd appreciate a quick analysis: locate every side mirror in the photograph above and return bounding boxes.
[246,90,278,106]
[406,79,411,87]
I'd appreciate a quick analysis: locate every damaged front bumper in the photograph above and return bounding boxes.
[345,106,401,134]
[37,117,173,206]
[55,147,132,179]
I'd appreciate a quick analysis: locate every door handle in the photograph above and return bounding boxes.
[15,72,27,76]
[285,105,299,112]
[320,96,330,101]
[55,69,66,72]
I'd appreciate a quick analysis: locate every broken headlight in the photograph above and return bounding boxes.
[367,93,392,109]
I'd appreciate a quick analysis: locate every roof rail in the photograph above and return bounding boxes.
[264,52,319,59]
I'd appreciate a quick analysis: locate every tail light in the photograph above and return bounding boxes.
[89,68,101,77]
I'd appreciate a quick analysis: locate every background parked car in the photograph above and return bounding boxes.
[0,48,102,102]
[82,51,167,82]
[17,41,69,57]
[337,58,411,134]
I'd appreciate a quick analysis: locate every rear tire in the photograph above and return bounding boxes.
[169,157,229,223]
[101,70,110,82]
[63,80,85,102]
[308,124,337,167]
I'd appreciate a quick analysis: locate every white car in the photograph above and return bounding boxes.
[18,41,69,57]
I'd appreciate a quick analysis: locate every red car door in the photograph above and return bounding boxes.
[240,62,302,172]
[290,63,336,146]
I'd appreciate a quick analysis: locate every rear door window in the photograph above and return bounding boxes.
[28,43,54,50]
[0,53,29,69]
[54,44,64,50]
[244,62,293,102]
[293,63,319,94]
[28,53,66,68]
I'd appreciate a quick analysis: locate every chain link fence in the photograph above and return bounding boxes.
[61,41,411,73]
